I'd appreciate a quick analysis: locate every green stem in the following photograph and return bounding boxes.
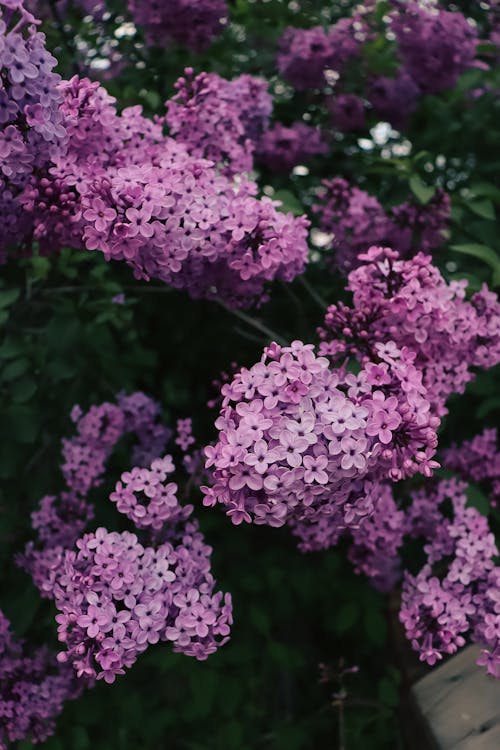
[216,300,288,346]
[297,275,328,310]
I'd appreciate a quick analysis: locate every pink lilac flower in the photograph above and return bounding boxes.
[128,0,228,52]
[256,121,328,173]
[0,0,67,259]
[400,478,500,676]
[391,2,478,95]
[203,340,438,551]
[166,68,272,176]
[329,94,366,133]
[318,246,500,416]
[21,75,307,308]
[18,394,233,687]
[0,610,81,747]
[277,17,366,91]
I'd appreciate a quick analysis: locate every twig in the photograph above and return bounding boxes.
[216,300,288,346]
[296,275,328,310]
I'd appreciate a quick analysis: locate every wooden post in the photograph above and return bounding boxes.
[411,645,500,749]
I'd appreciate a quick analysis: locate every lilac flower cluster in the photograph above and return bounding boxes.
[400,478,500,675]
[312,178,450,273]
[347,482,404,593]
[0,0,66,257]
[128,0,228,51]
[318,246,500,415]
[110,456,193,530]
[15,73,308,308]
[18,393,232,686]
[166,68,272,176]
[54,518,232,683]
[277,3,479,134]
[444,429,500,508]
[0,610,80,748]
[256,121,328,174]
[390,2,478,96]
[277,18,365,91]
[18,392,170,595]
[203,339,438,548]
[367,72,420,131]
[62,392,170,496]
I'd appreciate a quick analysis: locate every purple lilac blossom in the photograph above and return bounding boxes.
[391,2,478,95]
[329,93,366,133]
[277,17,365,91]
[18,75,308,308]
[318,247,500,417]
[312,178,395,274]
[18,393,233,685]
[0,611,81,748]
[202,339,439,551]
[367,72,420,130]
[400,478,500,674]
[0,0,66,258]
[127,0,228,51]
[256,121,328,173]
[166,68,272,176]
[444,429,500,508]
[312,179,450,272]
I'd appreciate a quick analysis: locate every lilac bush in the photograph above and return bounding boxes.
[1,0,500,745]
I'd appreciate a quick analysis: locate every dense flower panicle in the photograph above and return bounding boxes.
[329,93,366,133]
[318,247,500,415]
[313,178,394,273]
[312,179,450,273]
[21,75,307,308]
[54,520,232,683]
[62,392,170,496]
[0,611,80,748]
[387,188,450,256]
[18,395,232,687]
[17,392,170,596]
[367,72,420,130]
[347,483,404,592]
[17,492,94,595]
[166,69,272,176]
[203,339,438,548]
[110,456,193,530]
[277,18,364,91]
[256,121,328,173]
[444,429,500,507]
[0,0,67,257]
[391,2,478,95]
[128,0,228,51]
[400,478,500,675]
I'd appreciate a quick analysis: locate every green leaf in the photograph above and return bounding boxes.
[466,485,490,516]
[450,243,500,274]
[11,377,37,403]
[409,175,436,205]
[0,289,20,308]
[0,338,24,359]
[378,676,399,708]
[470,182,500,204]
[30,255,51,281]
[335,602,359,634]
[274,189,304,216]
[476,396,500,419]
[363,608,387,647]
[249,606,270,635]
[468,200,496,220]
[1,357,30,381]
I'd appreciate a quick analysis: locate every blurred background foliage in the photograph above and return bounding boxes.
[1,0,499,748]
